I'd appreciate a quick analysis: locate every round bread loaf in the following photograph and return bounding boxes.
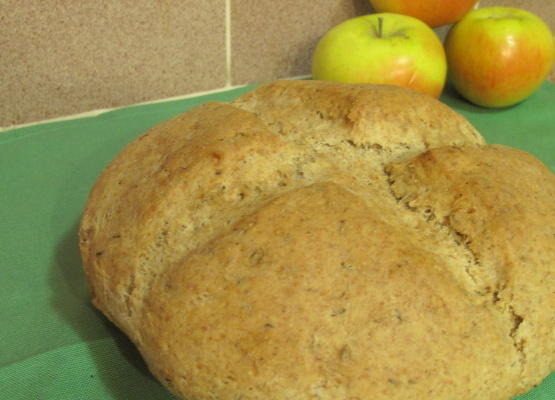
[79,80,555,400]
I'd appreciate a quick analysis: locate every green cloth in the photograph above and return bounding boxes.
[1,82,553,399]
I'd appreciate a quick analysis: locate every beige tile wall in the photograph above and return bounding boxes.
[1,0,553,128]
[2,0,227,127]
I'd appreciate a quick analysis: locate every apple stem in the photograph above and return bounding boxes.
[377,17,383,38]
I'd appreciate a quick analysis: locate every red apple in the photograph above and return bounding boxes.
[311,13,447,98]
[445,6,555,108]
[369,0,479,28]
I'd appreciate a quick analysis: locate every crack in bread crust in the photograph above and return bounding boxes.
[383,161,528,377]
[384,145,555,391]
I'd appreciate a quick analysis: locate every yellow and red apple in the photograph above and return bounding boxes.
[445,7,555,108]
[368,0,479,28]
[311,13,447,98]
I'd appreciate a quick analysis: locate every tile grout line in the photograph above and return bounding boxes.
[225,0,232,88]
[0,85,249,132]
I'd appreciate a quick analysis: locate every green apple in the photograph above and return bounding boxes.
[311,13,447,98]
[445,7,555,108]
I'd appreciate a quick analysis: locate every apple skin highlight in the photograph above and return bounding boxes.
[445,7,555,108]
[369,0,479,28]
[312,13,447,98]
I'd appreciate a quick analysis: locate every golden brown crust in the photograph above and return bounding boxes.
[79,80,554,400]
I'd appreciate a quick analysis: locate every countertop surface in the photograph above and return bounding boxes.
[0,82,554,399]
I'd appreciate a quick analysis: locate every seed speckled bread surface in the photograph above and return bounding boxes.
[79,80,554,400]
